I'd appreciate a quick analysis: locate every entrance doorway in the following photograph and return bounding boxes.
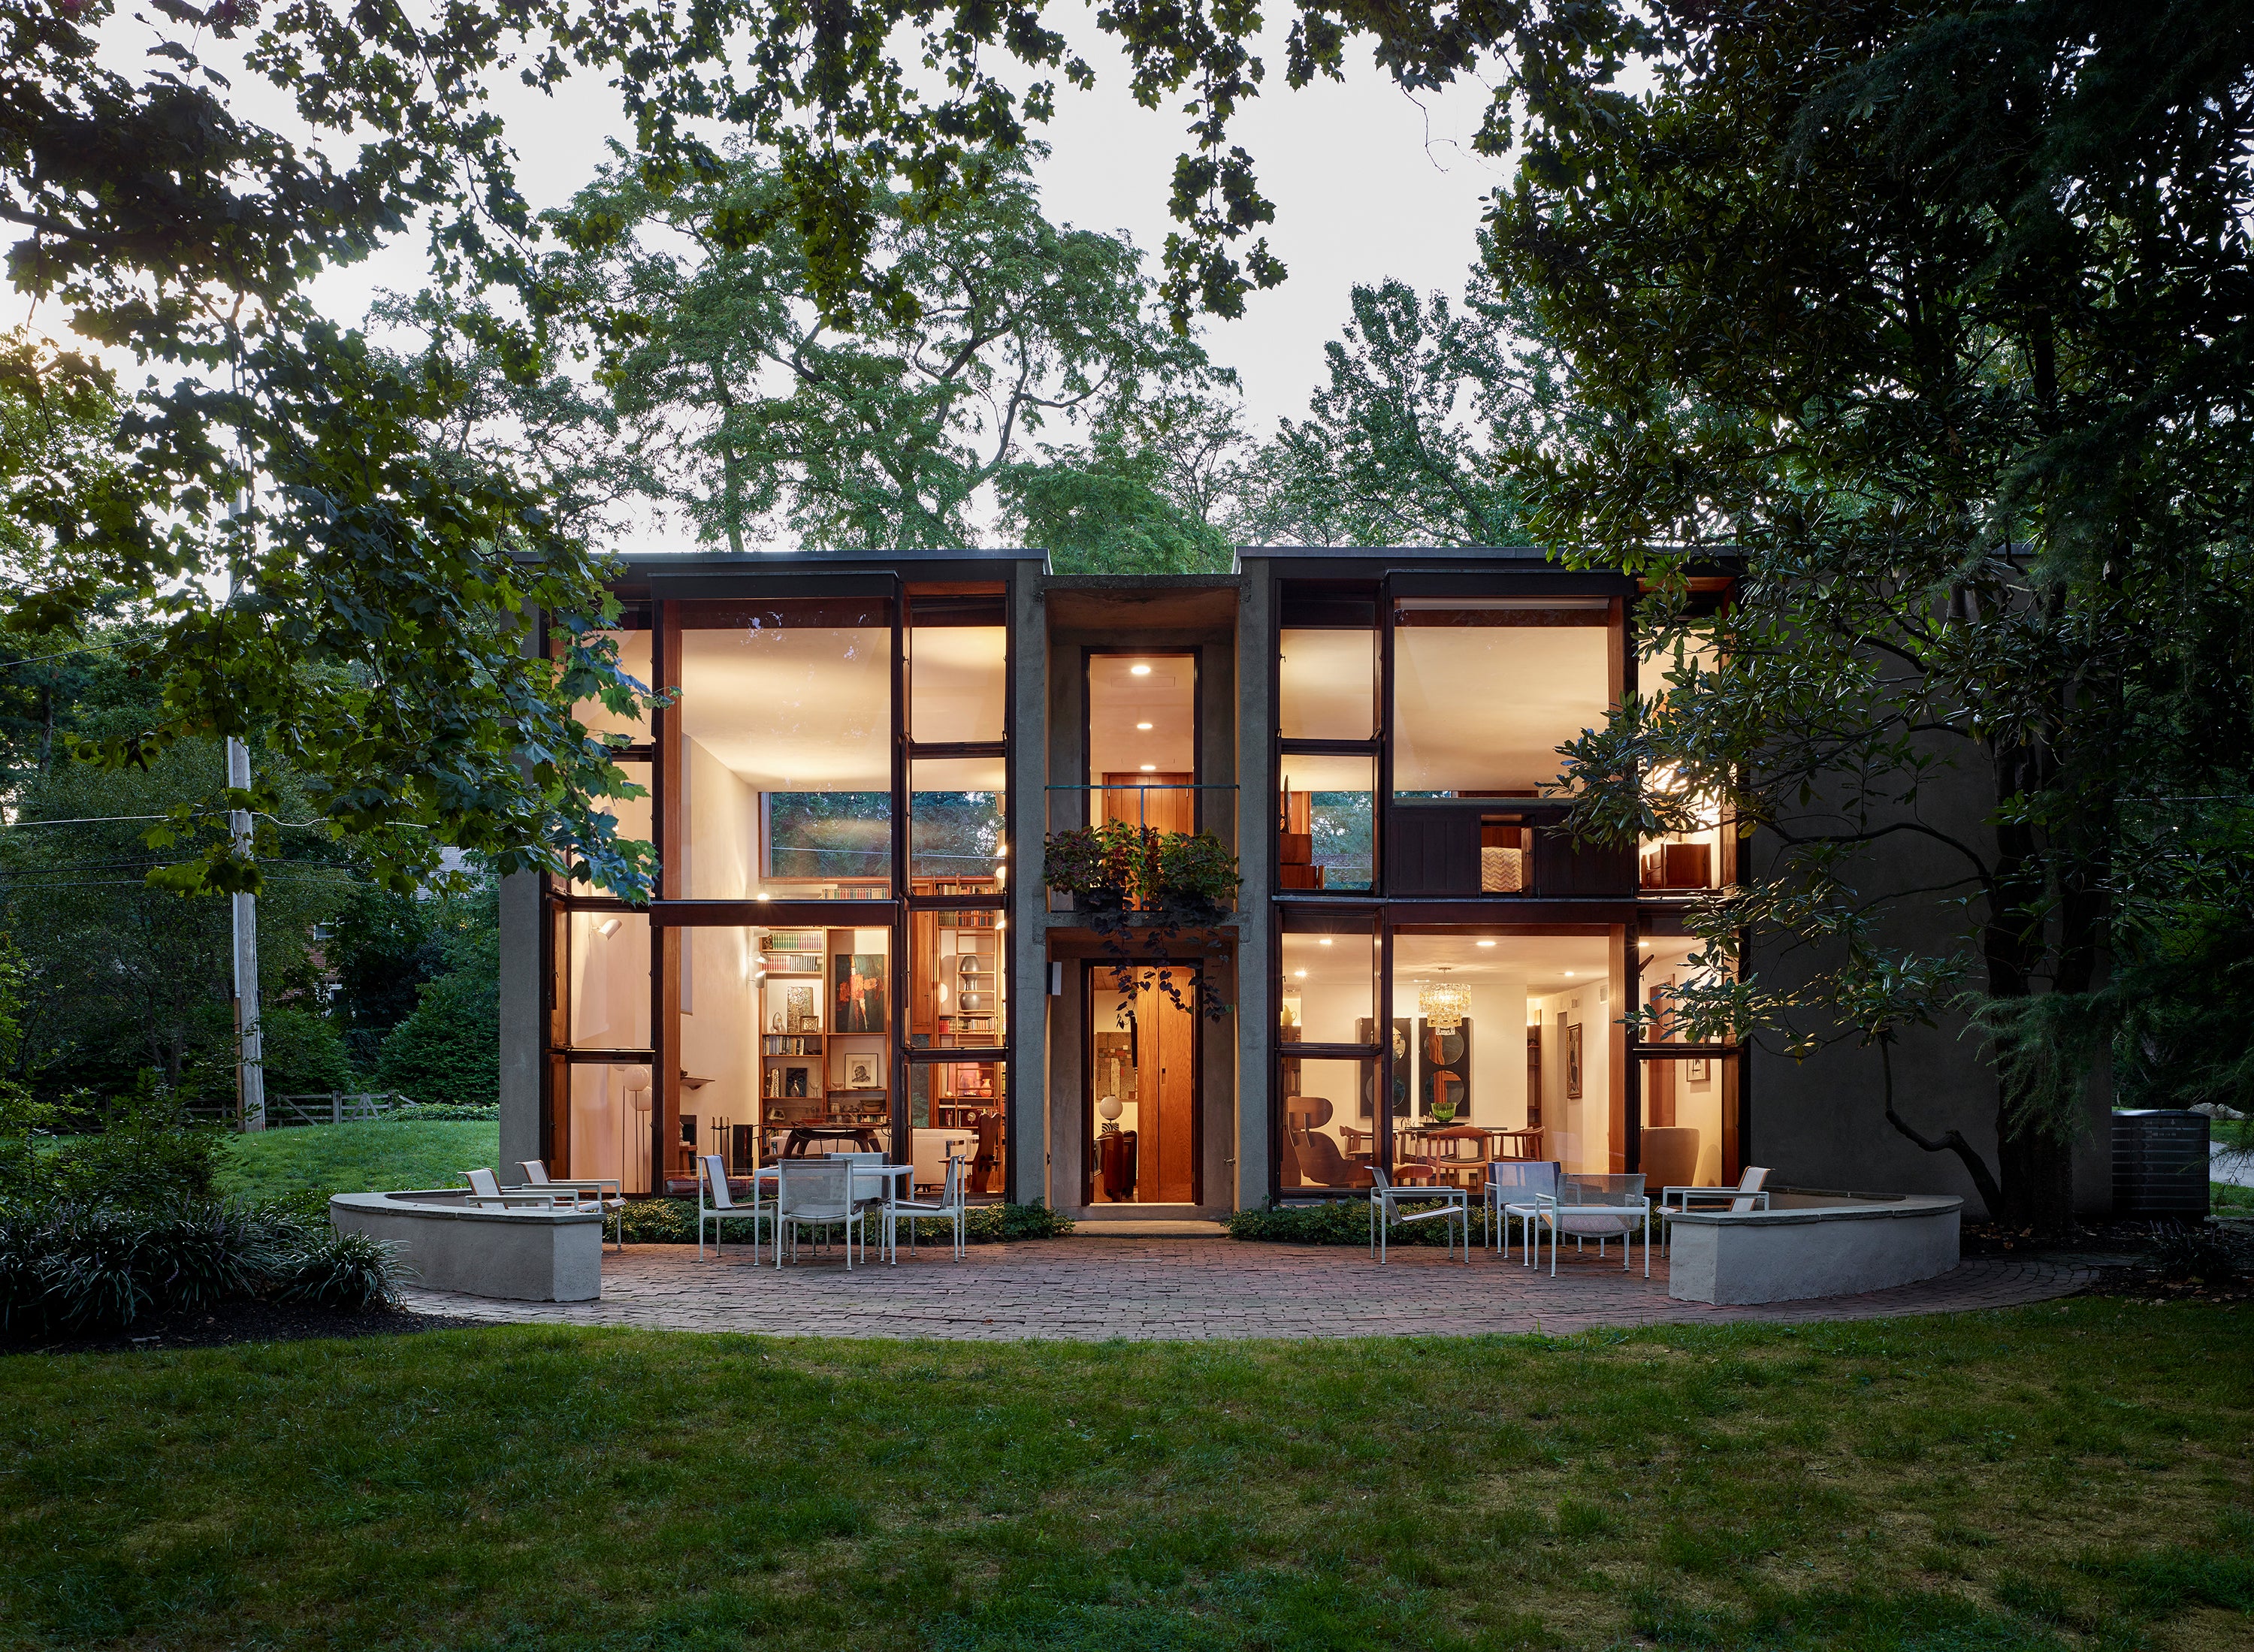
[1086,964,1201,1204]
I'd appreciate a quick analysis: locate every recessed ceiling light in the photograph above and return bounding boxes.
[1129,663,1151,676]
[1564,970,1576,977]
[1476,940,1497,948]
[1317,938,1333,946]
[1139,763,1156,772]
[1136,721,1153,730]
[1294,969,1307,978]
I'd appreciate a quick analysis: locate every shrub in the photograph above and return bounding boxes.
[2150,1221,2245,1284]
[1229,1197,1479,1246]
[384,1101,500,1123]
[0,1197,402,1335]
[41,1071,229,1207]
[258,1004,353,1098]
[618,1196,1074,1247]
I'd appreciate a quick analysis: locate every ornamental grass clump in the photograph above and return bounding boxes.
[0,1197,402,1336]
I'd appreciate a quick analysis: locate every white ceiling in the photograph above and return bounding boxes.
[1279,629,1376,739]
[681,628,891,790]
[1280,932,1618,999]
[1394,627,1610,791]
[911,625,1006,744]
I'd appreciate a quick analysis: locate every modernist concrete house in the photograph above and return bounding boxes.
[497,545,2085,1221]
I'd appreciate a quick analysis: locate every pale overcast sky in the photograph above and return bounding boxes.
[295,5,1512,436]
[41,9,1512,551]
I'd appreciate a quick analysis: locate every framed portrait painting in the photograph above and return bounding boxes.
[1566,1021,1585,1101]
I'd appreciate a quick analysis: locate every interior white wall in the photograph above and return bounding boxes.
[679,925,758,1159]
[1532,986,1612,1174]
[685,734,758,899]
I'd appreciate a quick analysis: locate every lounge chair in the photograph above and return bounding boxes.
[1368,1164,1470,1262]
[521,1159,626,1250]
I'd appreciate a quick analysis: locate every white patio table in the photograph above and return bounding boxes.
[748,1163,909,1261]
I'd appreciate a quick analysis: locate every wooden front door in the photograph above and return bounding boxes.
[1089,965,1202,1206]
[1102,772,1194,835]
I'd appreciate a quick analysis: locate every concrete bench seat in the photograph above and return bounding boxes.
[1666,1190,1962,1305]
[330,1189,604,1302]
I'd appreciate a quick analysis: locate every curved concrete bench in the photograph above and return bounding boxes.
[1666,1191,1962,1305]
[331,1189,603,1303]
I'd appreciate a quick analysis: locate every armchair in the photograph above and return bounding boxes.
[1368,1165,1470,1262]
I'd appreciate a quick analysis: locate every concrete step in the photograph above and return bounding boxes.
[1071,1219,1231,1238]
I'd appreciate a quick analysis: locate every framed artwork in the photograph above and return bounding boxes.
[1566,1022,1585,1100]
[783,1066,808,1098]
[1687,1056,1710,1083]
[834,951,888,1034]
[844,1055,878,1089]
[784,985,817,1033]
[1418,1018,1472,1122]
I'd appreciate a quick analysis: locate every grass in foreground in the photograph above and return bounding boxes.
[212,1119,500,1206]
[0,1301,2248,1650]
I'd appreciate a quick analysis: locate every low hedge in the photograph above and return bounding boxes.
[618,1197,1074,1246]
[0,1198,400,1336]
[1229,1197,1496,1246]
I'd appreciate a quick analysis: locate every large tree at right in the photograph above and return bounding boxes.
[1506,0,2254,1225]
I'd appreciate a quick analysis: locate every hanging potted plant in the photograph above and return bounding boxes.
[1151,829,1241,923]
[1041,819,1150,914]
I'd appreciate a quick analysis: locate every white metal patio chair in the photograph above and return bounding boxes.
[775,1158,861,1269]
[1368,1165,1470,1262]
[1484,1160,1562,1260]
[884,1153,968,1263]
[463,1167,608,1219]
[697,1153,773,1261]
[1657,1165,1772,1253]
[521,1159,626,1250]
[1532,1173,1651,1276]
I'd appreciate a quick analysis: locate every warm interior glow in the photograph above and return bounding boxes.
[1129,663,1152,675]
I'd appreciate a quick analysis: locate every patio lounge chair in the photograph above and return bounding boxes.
[521,1160,626,1250]
[1368,1164,1470,1262]
[775,1158,861,1269]
[698,1152,773,1260]
[1532,1173,1651,1276]
[1484,1160,1561,1260]
[1657,1165,1772,1252]
[463,1167,603,1214]
[884,1153,968,1263]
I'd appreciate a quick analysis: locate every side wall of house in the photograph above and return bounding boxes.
[1744,751,2113,1217]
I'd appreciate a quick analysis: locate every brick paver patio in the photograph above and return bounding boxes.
[400,1237,2093,1339]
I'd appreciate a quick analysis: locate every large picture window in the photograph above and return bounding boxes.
[1391,599,1612,797]
[678,601,894,899]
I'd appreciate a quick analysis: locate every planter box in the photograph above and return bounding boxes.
[1666,1191,1961,1305]
[330,1189,603,1302]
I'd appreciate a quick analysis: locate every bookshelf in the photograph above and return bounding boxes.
[756,927,890,1154]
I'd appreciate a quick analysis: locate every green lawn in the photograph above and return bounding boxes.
[0,1302,2246,1650]
[213,1119,500,1206]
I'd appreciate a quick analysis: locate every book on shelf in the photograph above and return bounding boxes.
[763,931,823,952]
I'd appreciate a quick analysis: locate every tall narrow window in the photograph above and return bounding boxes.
[1088,652,1196,833]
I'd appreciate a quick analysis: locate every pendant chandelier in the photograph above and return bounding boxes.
[1418,973,1469,1033]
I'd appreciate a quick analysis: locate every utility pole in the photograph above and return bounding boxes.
[228,735,264,1132]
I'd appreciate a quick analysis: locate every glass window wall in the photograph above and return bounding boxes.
[752,923,893,1163]
[1391,599,1612,796]
[571,627,654,744]
[565,911,651,1049]
[905,1059,1005,1195]
[910,756,1006,889]
[1279,930,1375,1044]
[1391,932,1617,1180]
[1089,654,1196,834]
[910,908,1005,1049]
[910,613,1006,744]
[678,604,893,899]
[1279,626,1376,741]
[1279,1059,1377,1189]
[1278,753,1375,891]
